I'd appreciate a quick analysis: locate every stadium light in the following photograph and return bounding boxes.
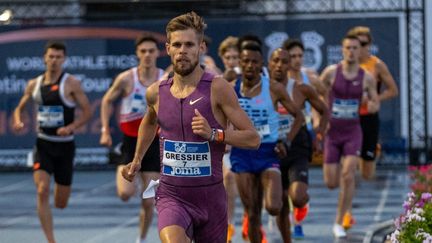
[0,9,13,23]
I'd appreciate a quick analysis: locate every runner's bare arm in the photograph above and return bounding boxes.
[307,69,326,97]
[364,73,380,113]
[13,79,36,131]
[123,82,159,181]
[58,77,91,135]
[301,84,329,136]
[319,65,337,94]
[213,77,260,149]
[271,81,304,142]
[376,60,398,102]
[100,73,127,146]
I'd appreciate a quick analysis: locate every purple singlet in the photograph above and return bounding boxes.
[156,72,227,242]
[324,64,365,164]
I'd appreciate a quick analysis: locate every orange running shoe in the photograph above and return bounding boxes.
[294,205,309,223]
[241,213,267,243]
[227,223,235,243]
[342,212,356,229]
[242,213,249,240]
[261,226,267,243]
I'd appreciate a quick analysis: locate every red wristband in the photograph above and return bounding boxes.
[215,129,225,143]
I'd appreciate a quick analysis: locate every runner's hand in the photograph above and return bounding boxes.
[12,121,24,132]
[274,142,287,159]
[57,126,74,136]
[100,133,112,147]
[122,161,141,182]
[192,109,212,140]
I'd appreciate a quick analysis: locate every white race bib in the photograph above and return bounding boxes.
[278,114,294,140]
[162,140,211,177]
[130,93,146,114]
[254,119,270,139]
[37,106,64,127]
[332,99,359,119]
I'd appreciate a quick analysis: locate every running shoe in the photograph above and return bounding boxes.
[135,236,145,243]
[260,226,267,243]
[241,213,267,243]
[293,224,305,239]
[294,205,309,223]
[242,213,249,240]
[332,224,347,238]
[342,212,356,229]
[227,223,235,243]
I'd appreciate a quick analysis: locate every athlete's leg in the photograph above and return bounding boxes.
[359,160,376,180]
[336,155,359,225]
[261,169,282,215]
[289,181,308,209]
[53,184,71,209]
[276,189,291,243]
[160,225,192,243]
[34,170,56,243]
[324,136,341,189]
[138,171,159,240]
[359,114,379,180]
[236,172,263,243]
[116,165,136,201]
[223,165,237,224]
[324,163,340,189]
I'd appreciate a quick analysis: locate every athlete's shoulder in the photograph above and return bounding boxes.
[269,79,286,96]
[146,80,161,104]
[321,64,338,77]
[211,75,231,89]
[303,67,318,76]
[25,77,39,93]
[117,68,134,81]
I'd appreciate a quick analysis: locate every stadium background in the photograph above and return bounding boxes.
[0,0,430,168]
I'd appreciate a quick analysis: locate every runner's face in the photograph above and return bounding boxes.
[357,34,370,58]
[342,38,360,65]
[166,29,203,76]
[222,48,239,70]
[240,50,262,81]
[44,48,65,72]
[136,41,159,69]
[268,49,289,83]
[288,46,303,71]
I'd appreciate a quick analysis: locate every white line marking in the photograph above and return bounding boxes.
[83,216,138,243]
[0,179,32,194]
[373,171,393,222]
[0,180,115,227]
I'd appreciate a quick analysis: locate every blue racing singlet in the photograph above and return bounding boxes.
[234,77,279,143]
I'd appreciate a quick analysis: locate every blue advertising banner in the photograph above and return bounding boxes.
[0,16,401,166]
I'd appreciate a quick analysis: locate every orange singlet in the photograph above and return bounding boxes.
[359,55,379,115]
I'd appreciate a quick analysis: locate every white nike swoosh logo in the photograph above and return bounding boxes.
[189,97,203,105]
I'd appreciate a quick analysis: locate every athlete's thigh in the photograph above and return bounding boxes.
[54,183,71,207]
[140,171,160,187]
[33,169,51,192]
[260,169,282,207]
[140,171,160,206]
[235,172,260,209]
[341,155,360,174]
[160,225,191,243]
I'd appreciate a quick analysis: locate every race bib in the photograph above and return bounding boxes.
[332,99,359,119]
[162,140,211,177]
[37,106,64,127]
[254,119,270,139]
[130,93,146,114]
[278,114,294,140]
